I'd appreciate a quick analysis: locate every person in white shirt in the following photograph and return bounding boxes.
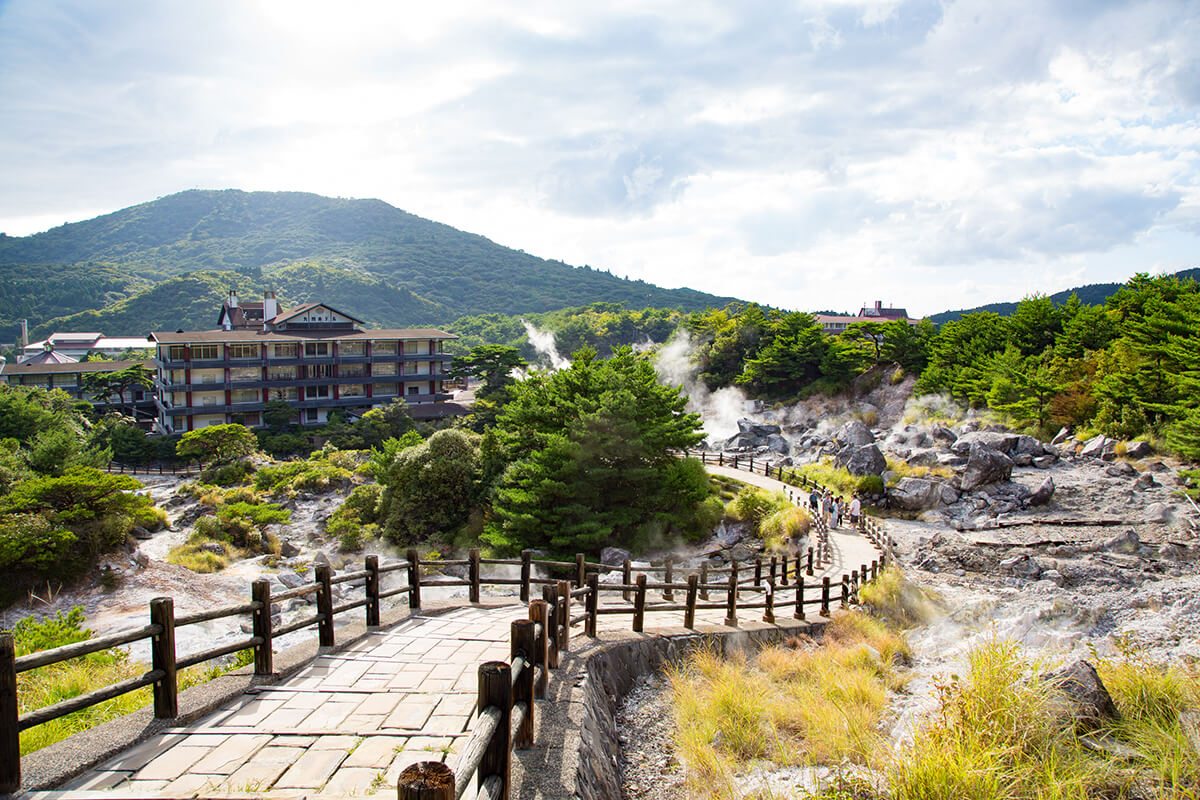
[849,496,862,527]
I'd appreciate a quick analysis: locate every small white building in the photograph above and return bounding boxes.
[21,332,153,363]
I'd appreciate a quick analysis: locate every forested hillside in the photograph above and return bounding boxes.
[0,190,736,338]
[929,266,1200,324]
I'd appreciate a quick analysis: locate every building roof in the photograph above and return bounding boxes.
[24,334,154,354]
[267,302,365,326]
[149,328,457,345]
[1,359,153,377]
[218,302,266,330]
[19,349,79,365]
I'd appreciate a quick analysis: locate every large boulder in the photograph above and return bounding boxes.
[765,434,790,455]
[951,431,1020,456]
[1014,435,1045,457]
[890,478,943,511]
[835,443,886,476]
[1079,435,1112,459]
[1124,440,1154,459]
[1042,660,1119,732]
[960,444,1014,491]
[835,420,875,448]
[600,547,632,566]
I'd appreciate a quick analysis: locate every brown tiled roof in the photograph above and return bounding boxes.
[1,359,154,376]
[149,328,457,344]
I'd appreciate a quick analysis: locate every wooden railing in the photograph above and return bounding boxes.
[105,460,202,477]
[1,451,890,794]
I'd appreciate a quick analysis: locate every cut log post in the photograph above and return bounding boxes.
[407,549,421,609]
[575,553,586,588]
[725,562,738,627]
[365,555,380,626]
[252,579,273,675]
[622,559,632,602]
[477,660,512,800]
[511,620,535,749]
[520,550,532,603]
[663,556,674,601]
[807,547,814,576]
[315,564,334,647]
[149,597,177,719]
[528,600,549,699]
[821,576,831,617]
[684,574,698,629]
[397,761,455,799]
[539,588,558,670]
[468,548,481,604]
[794,576,805,620]
[754,557,762,587]
[557,580,571,652]
[841,574,850,609]
[0,633,15,794]
[585,573,599,638]
[763,581,775,624]
[699,562,709,600]
[629,573,646,633]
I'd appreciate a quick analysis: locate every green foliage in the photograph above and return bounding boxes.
[323,399,415,450]
[262,399,296,430]
[11,607,92,655]
[0,513,77,577]
[376,429,483,543]
[485,348,705,554]
[175,424,257,464]
[200,460,255,487]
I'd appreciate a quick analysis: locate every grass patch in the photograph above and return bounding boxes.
[14,608,252,755]
[668,611,909,797]
[782,460,885,496]
[857,564,939,630]
[884,458,954,486]
[166,536,234,572]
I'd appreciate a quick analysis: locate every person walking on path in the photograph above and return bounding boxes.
[849,495,862,528]
[821,491,832,528]
[831,496,842,529]
[809,488,820,513]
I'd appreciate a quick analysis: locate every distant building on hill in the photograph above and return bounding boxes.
[0,357,157,428]
[814,300,917,334]
[149,291,460,434]
[21,332,153,362]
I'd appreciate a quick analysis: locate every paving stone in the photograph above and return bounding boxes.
[61,769,132,790]
[189,733,272,774]
[425,715,469,734]
[165,771,223,795]
[311,734,361,751]
[93,733,190,771]
[132,744,214,781]
[319,766,385,796]
[219,745,308,791]
[272,745,350,789]
[343,736,410,768]
[383,699,435,729]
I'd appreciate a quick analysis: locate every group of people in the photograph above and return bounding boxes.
[808,488,861,530]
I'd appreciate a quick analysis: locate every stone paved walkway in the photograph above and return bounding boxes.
[48,469,883,799]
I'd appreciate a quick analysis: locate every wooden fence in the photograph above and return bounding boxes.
[0,454,890,795]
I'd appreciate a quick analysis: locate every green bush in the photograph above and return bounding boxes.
[199,461,255,487]
[130,506,168,532]
[727,487,792,528]
[759,507,810,551]
[340,483,383,524]
[0,513,79,578]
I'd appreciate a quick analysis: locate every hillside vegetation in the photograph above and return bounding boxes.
[0,189,736,338]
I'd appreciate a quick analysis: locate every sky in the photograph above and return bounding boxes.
[1,0,1198,317]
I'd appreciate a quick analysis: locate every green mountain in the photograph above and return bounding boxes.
[929,266,1200,324]
[0,189,738,338]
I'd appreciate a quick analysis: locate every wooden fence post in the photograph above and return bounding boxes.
[520,550,532,603]
[622,559,632,602]
[469,548,481,604]
[511,620,535,749]
[663,556,674,601]
[754,557,763,587]
[841,575,850,609]
[763,581,775,624]
[861,564,869,590]
[541,587,559,670]
[807,547,814,576]
[478,660,511,800]
[725,562,738,627]
[397,761,455,800]
[557,581,571,652]
[252,579,273,675]
[575,553,586,588]
[769,556,777,586]
[315,564,334,647]
[585,573,599,638]
[0,633,16,794]
[149,597,178,719]
[820,576,831,617]
[684,574,698,629]
[633,574,647,633]
[699,562,709,600]
[407,549,422,609]
[871,560,878,581]
[780,554,788,586]
[365,556,380,627]
[529,600,549,699]
[794,576,805,620]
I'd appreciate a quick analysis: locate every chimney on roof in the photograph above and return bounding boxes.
[263,291,279,323]
[875,300,883,313]
[19,319,27,349]
[229,290,238,308]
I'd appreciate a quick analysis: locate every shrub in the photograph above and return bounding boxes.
[783,461,884,496]
[168,540,231,573]
[857,564,938,630]
[727,487,791,530]
[131,506,169,532]
[759,507,810,551]
[339,483,383,525]
[199,461,254,487]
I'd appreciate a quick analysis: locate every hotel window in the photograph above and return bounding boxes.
[404,362,419,375]
[375,382,397,396]
[340,341,365,356]
[194,369,221,384]
[407,385,421,396]
[373,341,397,355]
[268,366,297,381]
[304,342,330,357]
[404,340,419,354]
[228,344,259,359]
[168,345,186,361]
[230,367,259,382]
[171,416,186,431]
[270,387,299,402]
[308,364,334,379]
[232,389,259,404]
[373,362,397,376]
[305,385,330,399]
[340,365,365,378]
[341,384,364,397]
[193,344,220,360]
[169,370,186,384]
[272,343,298,359]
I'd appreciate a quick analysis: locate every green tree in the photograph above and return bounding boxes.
[80,364,153,417]
[262,400,296,430]
[175,424,257,464]
[451,345,527,398]
[375,429,483,542]
[985,347,1066,431]
[485,347,704,554]
[26,426,110,476]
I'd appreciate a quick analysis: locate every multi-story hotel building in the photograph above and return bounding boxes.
[149,293,457,434]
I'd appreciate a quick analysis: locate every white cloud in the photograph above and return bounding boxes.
[0,0,1198,317]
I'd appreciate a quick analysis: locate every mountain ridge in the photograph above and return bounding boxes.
[0,189,738,338]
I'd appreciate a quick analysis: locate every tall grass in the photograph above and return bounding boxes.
[783,461,885,496]
[858,565,939,630]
